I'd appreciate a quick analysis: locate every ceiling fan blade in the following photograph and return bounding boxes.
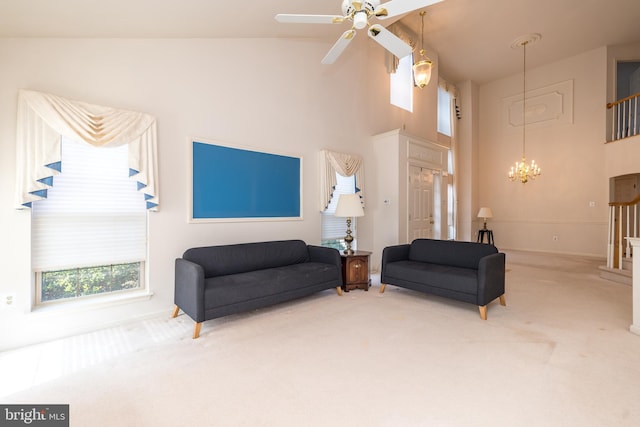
[374,0,443,20]
[275,14,345,24]
[321,30,357,64]
[367,24,412,59]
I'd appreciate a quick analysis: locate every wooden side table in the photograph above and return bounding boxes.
[477,229,494,245]
[340,250,371,292]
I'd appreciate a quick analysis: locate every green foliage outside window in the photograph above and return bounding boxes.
[321,239,347,252]
[41,262,141,302]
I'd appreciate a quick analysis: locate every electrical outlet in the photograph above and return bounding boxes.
[0,293,16,309]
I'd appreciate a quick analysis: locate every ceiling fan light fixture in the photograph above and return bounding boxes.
[353,11,368,29]
[413,10,432,89]
[276,0,439,65]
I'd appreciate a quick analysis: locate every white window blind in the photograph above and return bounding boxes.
[32,137,147,272]
[322,173,356,240]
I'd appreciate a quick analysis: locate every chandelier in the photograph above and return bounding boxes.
[508,34,542,183]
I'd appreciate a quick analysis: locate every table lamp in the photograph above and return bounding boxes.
[334,193,364,255]
[477,207,493,230]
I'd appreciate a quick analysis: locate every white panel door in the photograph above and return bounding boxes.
[408,165,434,241]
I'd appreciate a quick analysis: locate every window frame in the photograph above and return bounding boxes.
[31,137,149,307]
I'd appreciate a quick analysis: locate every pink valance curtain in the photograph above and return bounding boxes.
[15,89,159,209]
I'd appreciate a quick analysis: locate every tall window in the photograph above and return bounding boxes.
[437,84,452,136]
[322,173,357,251]
[390,54,414,112]
[438,79,458,240]
[31,137,147,304]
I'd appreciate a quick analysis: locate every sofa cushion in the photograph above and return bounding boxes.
[183,240,310,278]
[384,260,479,295]
[203,262,338,308]
[408,239,497,269]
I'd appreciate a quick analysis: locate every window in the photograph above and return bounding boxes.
[322,173,357,251]
[40,263,141,302]
[437,84,452,136]
[390,54,414,112]
[32,137,147,305]
[437,80,458,240]
[447,150,456,240]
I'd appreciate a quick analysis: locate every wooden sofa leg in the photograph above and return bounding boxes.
[336,286,343,296]
[479,305,487,320]
[499,295,506,306]
[379,284,386,294]
[171,305,180,318]
[193,322,202,339]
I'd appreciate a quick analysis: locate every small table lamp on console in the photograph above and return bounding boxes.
[477,207,493,230]
[335,193,365,255]
[476,207,494,244]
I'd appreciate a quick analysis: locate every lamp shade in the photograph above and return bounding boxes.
[477,207,493,219]
[335,194,364,218]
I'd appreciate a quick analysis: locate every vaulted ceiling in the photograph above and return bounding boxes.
[2,0,639,84]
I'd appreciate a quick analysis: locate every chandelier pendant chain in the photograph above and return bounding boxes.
[420,10,425,52]
[522,41,527,160]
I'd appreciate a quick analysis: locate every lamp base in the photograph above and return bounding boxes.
[343,217,354,255]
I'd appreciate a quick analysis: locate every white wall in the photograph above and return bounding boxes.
[477,47,609,257]
[0,37,439,350]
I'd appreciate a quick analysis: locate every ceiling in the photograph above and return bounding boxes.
[2,0,639,84]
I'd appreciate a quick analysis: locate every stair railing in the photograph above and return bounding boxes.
[608,194,640,268]
[607,92,640,142]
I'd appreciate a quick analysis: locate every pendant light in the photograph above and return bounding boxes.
[413,11,433,89]
[508,33,542,184]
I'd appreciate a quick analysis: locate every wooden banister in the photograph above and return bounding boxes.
[607,194,640,269]
[607,92,640,109]
[609,193,640,207]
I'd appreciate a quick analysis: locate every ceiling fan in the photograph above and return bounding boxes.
[275,0,442,64]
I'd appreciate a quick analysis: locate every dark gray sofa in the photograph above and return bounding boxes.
[172,239,343,338]
[380,238,506,319]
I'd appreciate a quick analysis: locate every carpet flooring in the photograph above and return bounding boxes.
[2,250,640,426]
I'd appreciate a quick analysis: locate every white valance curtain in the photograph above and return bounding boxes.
[15,89,159,209]
[320,149,365,210]
[385,22,417,74]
